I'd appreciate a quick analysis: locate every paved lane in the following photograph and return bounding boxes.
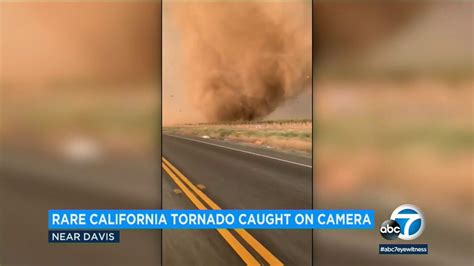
[0,151,161,266]
[162,134,312,265]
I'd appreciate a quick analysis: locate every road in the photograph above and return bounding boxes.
[161,134,313,265]
[0,148,161,265]
[1,138,468,265]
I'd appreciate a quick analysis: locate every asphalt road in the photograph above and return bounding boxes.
[1,139,469,265]
[162,134,313,266]
[0,149,161,266]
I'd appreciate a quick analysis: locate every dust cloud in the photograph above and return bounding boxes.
[167,1,311,122]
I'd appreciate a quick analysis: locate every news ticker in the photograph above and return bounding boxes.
[49,209,374,230]
[48,206,428,257]
[48,209,373,243]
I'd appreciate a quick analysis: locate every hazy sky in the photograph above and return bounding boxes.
[163,4,206,125]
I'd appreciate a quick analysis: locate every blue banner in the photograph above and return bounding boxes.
[49,209,374,230]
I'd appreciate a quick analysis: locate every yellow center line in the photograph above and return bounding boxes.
[162,162,260,266]
[163,157,284,266]
[162,163,207,210]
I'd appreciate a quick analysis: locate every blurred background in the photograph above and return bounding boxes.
[314,1,472,265]
[0,2,161,265]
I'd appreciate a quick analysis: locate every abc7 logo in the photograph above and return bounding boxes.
[380,204,424,240]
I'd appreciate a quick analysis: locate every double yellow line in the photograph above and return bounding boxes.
[162,157,283,266]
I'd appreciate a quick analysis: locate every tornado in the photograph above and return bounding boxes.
[168,1,311,122]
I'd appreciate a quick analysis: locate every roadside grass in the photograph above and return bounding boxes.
[318,117,473,154]
[315,80,473,212]
[163,120,312,154]
[1,85,158,155]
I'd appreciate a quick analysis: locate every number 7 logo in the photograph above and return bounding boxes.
[391,204,425,240]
